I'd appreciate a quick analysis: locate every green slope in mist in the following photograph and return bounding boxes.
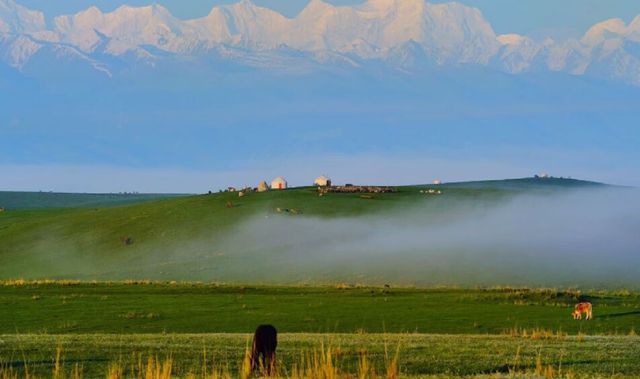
[0,178,605,283]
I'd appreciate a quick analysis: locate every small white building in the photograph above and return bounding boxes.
[271,177,287,190]
[257,180,269,192]
[433,179,442,185]
[314,175,332,187]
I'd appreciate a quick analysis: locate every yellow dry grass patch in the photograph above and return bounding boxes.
[503,328,567,340]
[0,344,403,379]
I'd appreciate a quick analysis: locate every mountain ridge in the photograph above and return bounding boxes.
[1,0,640,85]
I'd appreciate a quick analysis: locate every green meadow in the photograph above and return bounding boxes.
[0,283,639,378]
[2,178,638,378]
[1,283,638,335]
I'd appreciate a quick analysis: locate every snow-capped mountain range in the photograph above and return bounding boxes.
[2,0,640,85]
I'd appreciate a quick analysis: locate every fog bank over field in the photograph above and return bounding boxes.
[210,187,640,287]
[3,185,639,287]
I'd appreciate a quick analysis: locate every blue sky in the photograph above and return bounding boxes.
[19,0,640,37]
[3,69,639,191]
[2,0,640,192]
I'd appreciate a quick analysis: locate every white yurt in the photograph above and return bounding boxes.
[271,177,287,190]
[314,175,332,187]
[258,180,269,192]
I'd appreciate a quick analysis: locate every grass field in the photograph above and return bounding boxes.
[0,191,184,210]
[0,283,639,378]
[2,179,637,377]
[2,333,639,378]
[0,178,618,286]
[1,283,639,335]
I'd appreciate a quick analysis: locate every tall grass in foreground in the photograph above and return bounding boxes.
[1,344,399,379]
[0,344,618,379]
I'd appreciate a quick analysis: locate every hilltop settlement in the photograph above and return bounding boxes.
[220,175,447,197]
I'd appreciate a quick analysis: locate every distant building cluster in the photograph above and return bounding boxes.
[220,175,322,194]
[534,173,572,180]
[319,185,397,194]
[216,175,446,196]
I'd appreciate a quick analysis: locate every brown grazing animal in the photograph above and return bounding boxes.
[572,302,593,320]
[251,324,278,375]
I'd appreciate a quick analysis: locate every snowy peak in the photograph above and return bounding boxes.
[358,0,400,17]
[0,0,46,34]
[219,0,290,48]
[301,0,334,13]
[4,0,501,60]
[582,18,627,46]
[185,8,231,43]
[498,34,527,45]
[54,3,185,53]
[289,0,496,63]
[420,2,498,63]
[365,0,396,9]
[2,0,640,86]
[359,0,423,16]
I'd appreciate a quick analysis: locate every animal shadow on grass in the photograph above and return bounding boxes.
[597,311,640,319]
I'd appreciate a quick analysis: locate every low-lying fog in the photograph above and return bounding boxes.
[199,187,640,287]
[8,187,640,287]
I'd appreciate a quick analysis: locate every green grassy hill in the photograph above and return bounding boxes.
[443,177,603,190]
[0,178,612,283]
[0,191,184,210]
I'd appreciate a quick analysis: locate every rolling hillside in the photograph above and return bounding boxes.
[2,177,631,285]
[0,191,185,210]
